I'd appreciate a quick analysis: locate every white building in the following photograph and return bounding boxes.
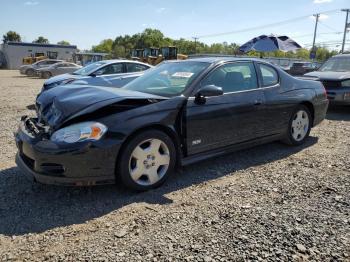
[0,42,78,69]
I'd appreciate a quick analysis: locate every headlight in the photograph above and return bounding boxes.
[60,78,76,85]
[44,78,76,91]
[341,80,350,87]
[53,78,76,87]
[51,122,107,144]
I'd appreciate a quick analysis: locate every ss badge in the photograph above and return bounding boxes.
[192,139,201,145]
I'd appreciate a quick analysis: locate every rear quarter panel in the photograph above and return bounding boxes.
[263,69,327,134]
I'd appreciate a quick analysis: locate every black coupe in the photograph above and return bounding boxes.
[15,58,329,191]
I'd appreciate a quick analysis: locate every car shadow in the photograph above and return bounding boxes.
[26,104,36,110]
[0,137,318,236]
[12,75,30,78]
[326,105,350,122]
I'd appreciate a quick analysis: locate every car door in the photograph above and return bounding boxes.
[64,63,79,74]
[54,63,68,75]
[88,63,125,86]
[257,63,295,135]
[186,62,266,155]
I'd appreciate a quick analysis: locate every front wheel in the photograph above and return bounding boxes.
[283,105,312,146]
[118,130,176,191]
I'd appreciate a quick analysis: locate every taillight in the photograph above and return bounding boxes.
[321,83,327,98]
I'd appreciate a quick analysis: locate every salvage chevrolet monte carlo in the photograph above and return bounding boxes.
[15,58,329,191]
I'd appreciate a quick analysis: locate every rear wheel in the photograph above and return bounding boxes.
[42,71,51,79]
[26,68,34,77]
[118,130,176,191]
[283,105,312,146]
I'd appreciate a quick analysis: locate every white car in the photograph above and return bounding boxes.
[42,60,153,91]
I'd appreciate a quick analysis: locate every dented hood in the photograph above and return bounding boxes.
[304,71,350,81]
[36,84,167,129]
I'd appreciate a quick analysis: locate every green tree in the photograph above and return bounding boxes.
[138,28,165,48]
[87,29,339,61]
[33,36,49,44]
[92,39,114,53]
[315,46,338,62]
[2,31,21,43]
[57,40,70,45]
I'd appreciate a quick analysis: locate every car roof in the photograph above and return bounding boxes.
[101,59,153,67]
[170,56,267,64]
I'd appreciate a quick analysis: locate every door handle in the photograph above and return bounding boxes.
[254,99,263,106]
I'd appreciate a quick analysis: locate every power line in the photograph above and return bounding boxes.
[192,8,342,39]
[291,32,342,38]
[318,21,340,33]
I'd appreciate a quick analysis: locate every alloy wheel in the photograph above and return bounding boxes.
[291,110,309,141]
[128,138,170,186]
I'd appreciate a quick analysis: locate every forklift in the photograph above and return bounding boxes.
[130,46,187,66]
[160,46,187,61]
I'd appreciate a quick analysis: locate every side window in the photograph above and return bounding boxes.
[47,60,58,65]
[38,61,48,66]
[258,64,279,86]
[126,63,150,73]
[201,62,258,93]
[100,63,123,75]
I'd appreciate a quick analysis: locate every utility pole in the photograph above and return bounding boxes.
[341,9,350,53]
[311,13,320,59]
[193,37,199,54]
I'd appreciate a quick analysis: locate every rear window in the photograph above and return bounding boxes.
[258,64,279,86]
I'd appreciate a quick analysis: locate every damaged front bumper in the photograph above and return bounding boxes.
[326,87,350,105]
[14,117,121,186]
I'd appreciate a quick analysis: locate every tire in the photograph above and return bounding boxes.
[283,105,312,146]
[26,69,34,77]
[118,129,176,191]
[42,71,51,79]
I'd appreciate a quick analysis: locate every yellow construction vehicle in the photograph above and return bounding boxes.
[130,46,187,66]
[131,49,145,62]
[145,47,164,65]
[161,46,188,61]
[22,55,47,65]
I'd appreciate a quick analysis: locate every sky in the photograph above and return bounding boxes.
[0,0,349,51]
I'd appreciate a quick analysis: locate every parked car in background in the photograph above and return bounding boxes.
[35,62,82,79]
[304,54,350,105]
[19,59,63,76]
[41,60,152,91]
[289,62,317,76]
[16,58,328,191]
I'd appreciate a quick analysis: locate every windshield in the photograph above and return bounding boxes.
[319,57,350,72]
[122,61,209,97]
[72,61,107,76]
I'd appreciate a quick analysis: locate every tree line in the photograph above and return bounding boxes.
[91,28,338,61]
[2,31,70,45]
[2,29,338,61]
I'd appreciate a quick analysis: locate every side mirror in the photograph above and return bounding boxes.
[91,70,103,77]
[195,85,223,98]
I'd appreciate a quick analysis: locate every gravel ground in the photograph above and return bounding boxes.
[0,70,349,261]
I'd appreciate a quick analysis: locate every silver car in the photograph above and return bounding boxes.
[19,59,63,76]
[42,60,152,91]
[35,62,82,79]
